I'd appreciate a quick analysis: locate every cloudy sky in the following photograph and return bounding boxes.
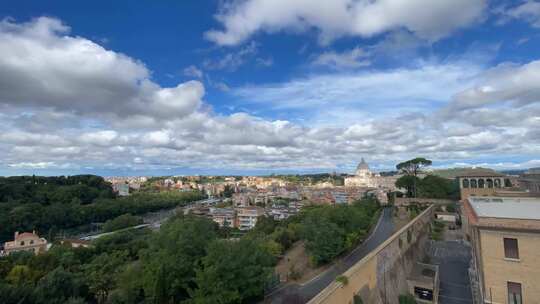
[1,0,540,176]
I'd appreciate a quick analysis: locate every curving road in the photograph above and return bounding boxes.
[265,207,395,304]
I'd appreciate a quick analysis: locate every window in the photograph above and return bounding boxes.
[462,179,469,188]
[504,238,519,259]
[471,179,478,188]
[478,179,485,188]
[507,282,522,304]
[30,240,34,245]
[20,241,25,246]
[486,179,493,188]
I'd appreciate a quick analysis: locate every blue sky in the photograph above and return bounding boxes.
[1,0,540,176]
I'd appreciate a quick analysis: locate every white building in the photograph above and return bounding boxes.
[345,158,398,190]
[344,158,380,187]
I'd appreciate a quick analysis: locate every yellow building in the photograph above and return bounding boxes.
[456,169,509,200]
[463,196,540,304]
[3,231,48,255]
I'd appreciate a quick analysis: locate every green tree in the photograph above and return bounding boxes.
[108,262,145,304]
[103,213,143,232]
[395,175,421,198]
[252,216,278,234]
[34,267,85,304]
[141,215,218,303]
[399,294,417,304]
[6,265,34,286]
[191,238,275,304]
[302,216,345,265]
[222,185,234,198]
[396,158,432,197]
[83,251,128,303]
[417,175,459,199]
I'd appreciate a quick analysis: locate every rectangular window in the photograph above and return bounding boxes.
[507,282,522,304]
[504,238,519,259]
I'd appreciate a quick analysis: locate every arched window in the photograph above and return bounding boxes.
[494,179,501,188]
[478,179,485,188]
[462,179,470,188]
[20,241,25,246]
[486,179,493,188]
[471,179,478,188]
[504,179,512,187]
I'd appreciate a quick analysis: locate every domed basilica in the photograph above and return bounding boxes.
[344,158,382,188]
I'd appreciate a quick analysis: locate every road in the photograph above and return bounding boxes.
[265,207,395,303]
[79,197,220,240]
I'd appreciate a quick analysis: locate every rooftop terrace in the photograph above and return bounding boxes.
[469,196,540,220]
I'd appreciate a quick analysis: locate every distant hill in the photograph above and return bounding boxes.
[430,167,504,179]
[501,169,527,176]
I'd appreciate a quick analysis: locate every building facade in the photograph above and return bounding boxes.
[235,206,265,230]
[463,196,540,303]
[4,231,48,255]
[518,167,540,194]
[344,158,378,187]
[209,207,235,227]
[344,158,398,190]
[456,170,509,200]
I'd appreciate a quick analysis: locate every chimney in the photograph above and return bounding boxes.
[14,231,19,239]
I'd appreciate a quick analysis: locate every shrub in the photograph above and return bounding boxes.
[445,203,457,213]
[353,294,364,304]
[399,294,417,304]
[335,275,348,285]
[289,264,302,281]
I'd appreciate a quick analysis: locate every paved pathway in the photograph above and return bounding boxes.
[429,240,473,304]
[265,207,395,304]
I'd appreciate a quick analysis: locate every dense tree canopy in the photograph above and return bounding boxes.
[103,214,143,232]
[396,174,459,199]
[190,238,275,303]
[300,198,380,265]
[0,175,204,243]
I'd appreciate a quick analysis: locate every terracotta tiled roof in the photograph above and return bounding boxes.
[455,169,505,177]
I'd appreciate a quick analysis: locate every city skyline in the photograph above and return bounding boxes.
[1,1,540,176]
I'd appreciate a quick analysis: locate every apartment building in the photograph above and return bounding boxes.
[209,207,235,228]
[463,196,540,303]
[235,206,265,230]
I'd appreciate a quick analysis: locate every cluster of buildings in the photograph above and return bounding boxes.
[106,176,148,196]
[456,168,540,303]
[188,198,305,231]
[226,159,393,206]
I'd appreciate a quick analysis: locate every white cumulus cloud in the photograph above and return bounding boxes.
[205,0,486,46]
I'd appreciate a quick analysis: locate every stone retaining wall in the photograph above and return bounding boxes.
[308,205,434,304]
[394,197,456,206]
